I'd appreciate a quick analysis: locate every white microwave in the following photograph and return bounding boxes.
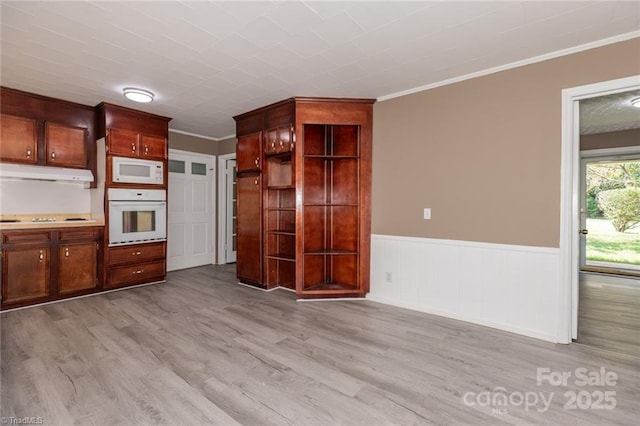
[111,156,163,185]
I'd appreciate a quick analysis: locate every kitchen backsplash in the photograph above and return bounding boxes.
[0,179,90,214]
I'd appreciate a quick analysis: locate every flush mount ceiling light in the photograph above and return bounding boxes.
[631,97,640,108]
[123,87,154,103]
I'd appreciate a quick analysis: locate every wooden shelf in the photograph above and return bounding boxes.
[303,203,359,207]
[302,282,359,292]
[267,230,295,236]
[267,185,295,190]
[266,151,293,159]
[267,207,296,212]
[304,250,357,255]
[303,155,359,160]
[267,253,295,261]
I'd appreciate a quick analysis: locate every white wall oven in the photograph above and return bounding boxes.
[108,188,166,246]
[111,156,164,185]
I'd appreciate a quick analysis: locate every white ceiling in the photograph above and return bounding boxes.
[580,90,640,135]
[1,1,639,139]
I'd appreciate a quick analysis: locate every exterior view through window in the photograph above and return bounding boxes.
[583,158,640,275]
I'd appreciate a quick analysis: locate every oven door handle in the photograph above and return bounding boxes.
[108,201,166,206]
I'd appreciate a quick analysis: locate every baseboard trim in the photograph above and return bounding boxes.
[0,280,165,313]
[366,294,558,343]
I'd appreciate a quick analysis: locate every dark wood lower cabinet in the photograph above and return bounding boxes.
[2,245,50,304]
[236,174,263,286]
[58,241,98,295]
[1,227,102,310]
[105,241,166,289]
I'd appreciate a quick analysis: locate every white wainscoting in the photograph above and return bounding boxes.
[368,234,561,343]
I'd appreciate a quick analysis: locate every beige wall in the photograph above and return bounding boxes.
[373,38,640,248]
[580,128,640,151]
[168,131,218,155]
[217,137,236,155]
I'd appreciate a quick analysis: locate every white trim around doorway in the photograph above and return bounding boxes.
[218,153,236,265]
[559,75,640,343]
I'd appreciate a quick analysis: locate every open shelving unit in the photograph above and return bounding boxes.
[264,137,296,289]
[300,124,362,295]
[235,97,373,298]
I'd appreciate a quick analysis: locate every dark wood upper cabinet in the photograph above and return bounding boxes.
[45,122,88,168]
[234,97,374,298]
[236,132,262,173]
[97,103,170,164]
[0,87,97,185]
[140,134,167,160]
[0,114,38,164]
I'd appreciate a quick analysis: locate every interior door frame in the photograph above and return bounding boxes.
[167,148,216,271]
[217,152,236,264]
[559,75,640,343]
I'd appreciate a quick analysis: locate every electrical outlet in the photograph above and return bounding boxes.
[423,208,431,220]
[385,272,392,283]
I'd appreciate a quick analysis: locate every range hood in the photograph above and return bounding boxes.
[0,163,94,183]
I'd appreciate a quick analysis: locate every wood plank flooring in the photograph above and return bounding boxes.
[577,273,640,357]
[2,264,639,425]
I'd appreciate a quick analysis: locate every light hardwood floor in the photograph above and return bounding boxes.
[2,264,639,425]
[577,273,640,357]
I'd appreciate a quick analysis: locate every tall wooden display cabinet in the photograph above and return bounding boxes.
[234,97,374,299]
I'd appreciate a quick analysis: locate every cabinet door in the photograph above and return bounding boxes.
[265,128,278,154]
[140,134,167,160]
[237,132,262,172]
[236,174,262,285]
[108,128,140,157]
[57,241,98,295]
[278,125,293,153]
[45,122,87,168]
[1,246,50,304]
[0,114,37,164]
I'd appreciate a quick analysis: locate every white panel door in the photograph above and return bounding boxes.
[168,150,215,271]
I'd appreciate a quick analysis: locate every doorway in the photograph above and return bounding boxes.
[571,89,640,356]
[217,153,237,264]
[559,75,640,344]
[167,149,216,271]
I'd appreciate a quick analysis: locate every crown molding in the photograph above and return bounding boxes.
[378,31,640,103]
[169,128,235,142]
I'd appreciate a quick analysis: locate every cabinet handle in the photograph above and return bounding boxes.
[132,143,136,152]
[144,145,149,154]
[279,140,284,148]
[26,148,32,158]
[133,251,142,256]
[39,250,44,262]
[254,178,259,186]
[50,151,56,160]
[133,269,144,274]
[254,157,259,167]
[65,247,70,258]
[271,141,275,149]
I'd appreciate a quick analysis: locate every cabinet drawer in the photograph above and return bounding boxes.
[2,231,51,244]
[106,260,165,289]
[59,228,101,241]
[108,242,165,266]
